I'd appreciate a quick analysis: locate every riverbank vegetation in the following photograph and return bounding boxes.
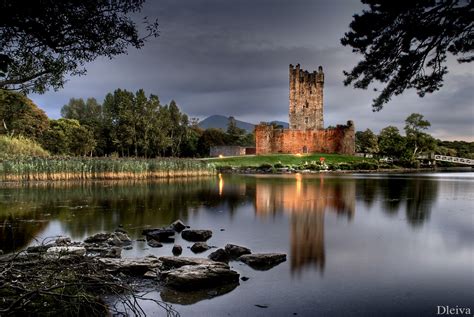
[1,91,472,179]
[1,89,254,159]
[0,135,49,160]
[206,153,381,172]
[355,114,474,166]
[0,157,215,181]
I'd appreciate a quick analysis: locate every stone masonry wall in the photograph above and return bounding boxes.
[255,121,355,155]
[289,64,324,130]
[254,63,355,156]
[210,146,246,157]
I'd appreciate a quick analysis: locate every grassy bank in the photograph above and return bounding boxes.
[204,153,381,171]
[0,157,216,181]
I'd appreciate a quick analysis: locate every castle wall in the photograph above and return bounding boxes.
[289,64,324,130]
[255,121,355,155]
[254,63,355,156]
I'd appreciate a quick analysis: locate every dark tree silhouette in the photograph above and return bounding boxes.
[341,0,473,111]
[0,0,158,93]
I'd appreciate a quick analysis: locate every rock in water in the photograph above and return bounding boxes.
[159,256,218,270]
[170,220,186,232]
[84,232,111,243]
[208,248,230,263]
[107,235,123,246]
[114,232,132,244]
[99,255,161,276]
[144,228,175,243]
[147,239,163,248]
[172,245,183,256]
[104,246,122,258]
[181,230,212,242]
[46,246,86,257]
[237,253,286,270]
[161,263,240,291]
[191,242,210,253]
[55,236,71,246]
[224,244,251,259]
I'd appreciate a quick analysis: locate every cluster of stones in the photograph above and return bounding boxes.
[26,229,133,259]
[24,220,287,303]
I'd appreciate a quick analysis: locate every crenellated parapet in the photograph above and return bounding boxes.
[254,63,355,156]
[289,64,324,130]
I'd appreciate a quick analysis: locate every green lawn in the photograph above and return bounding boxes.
[203,153,371,168]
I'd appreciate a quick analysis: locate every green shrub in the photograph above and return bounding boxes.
[335,162,352,170]
[396,159,418,168]
[353,161,378,170]
[274,162,284,168]
[0,135,49,160]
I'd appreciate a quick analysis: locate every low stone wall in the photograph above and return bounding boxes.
[210,146,246,157]
[255,121,355,155]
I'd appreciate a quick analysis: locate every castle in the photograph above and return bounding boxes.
[255,64,355,155]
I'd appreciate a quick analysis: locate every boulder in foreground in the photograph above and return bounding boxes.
[172,244,183,256]
[208,248,230,263]
[225,244,251,259]
[161,263,239,291]
[143,228,175,243]
[181,230,212,242]
[238,253,286,270]
[99,255,161,276]
[170,220,187,232]
[159,256,217,270]
[191,242,210,253]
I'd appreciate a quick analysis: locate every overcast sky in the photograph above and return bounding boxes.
[30,0,473,141]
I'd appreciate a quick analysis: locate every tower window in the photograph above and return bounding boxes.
[304,117,309,124]
[305,101,309,108]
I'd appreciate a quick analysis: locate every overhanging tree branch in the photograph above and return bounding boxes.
[341,0,473,111]
[0,0,159,93]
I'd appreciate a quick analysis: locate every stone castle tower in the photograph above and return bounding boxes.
[289,64,324,130]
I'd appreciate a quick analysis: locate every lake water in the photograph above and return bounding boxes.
[1,172,473,316]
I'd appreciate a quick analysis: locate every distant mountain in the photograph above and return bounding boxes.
[199,115,288,133]
[267,120,289,129]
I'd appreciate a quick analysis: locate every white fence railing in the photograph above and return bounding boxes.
[433,155,474,166]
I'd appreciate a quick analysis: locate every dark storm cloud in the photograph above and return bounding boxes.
[30,0,473,140]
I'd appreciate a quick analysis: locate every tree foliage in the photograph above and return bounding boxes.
[1,87,257,158]
[41,119,96,156]
[0,90,49,140]
[0,0,158,93]
[61,98,102,126]
[342,0,473,111]
[355,129,379,154]
[226,116,247,146]
[196,128,228,157]
[378,126,406,158]
[404,113,436,159]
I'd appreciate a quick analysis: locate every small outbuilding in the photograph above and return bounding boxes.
[210,146,256,157]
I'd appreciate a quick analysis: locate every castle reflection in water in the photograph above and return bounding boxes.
[253,175,355,274]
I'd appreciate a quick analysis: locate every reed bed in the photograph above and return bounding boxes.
[0,157,216,181]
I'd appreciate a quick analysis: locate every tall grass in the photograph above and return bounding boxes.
[0,157,216,181]
[0,135,49,160]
